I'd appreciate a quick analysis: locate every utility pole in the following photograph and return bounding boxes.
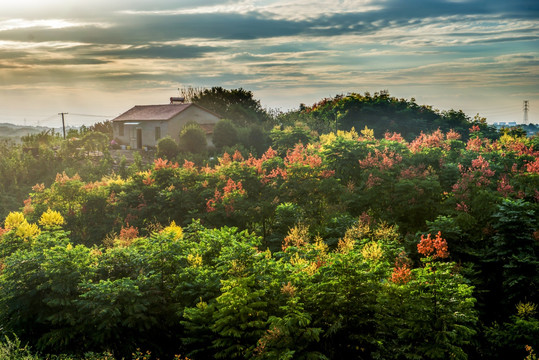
[523,100,529,124]
[58,112,68,139]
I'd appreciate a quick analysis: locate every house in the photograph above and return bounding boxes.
[112,98,221,149]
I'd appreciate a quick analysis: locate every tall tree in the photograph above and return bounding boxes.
[190,87,270,126]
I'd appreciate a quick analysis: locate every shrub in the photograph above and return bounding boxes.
[0,335,39,360]
[156,137,179,160]
[179,124,207,154]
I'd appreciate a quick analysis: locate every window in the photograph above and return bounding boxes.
[155,126,161,141]
[118,123,124,136]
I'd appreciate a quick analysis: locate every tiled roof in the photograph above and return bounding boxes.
[113,103,220,122]
[199,124,214,135]
[113,104,191,121]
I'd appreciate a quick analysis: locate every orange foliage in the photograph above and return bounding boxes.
[142,171,154,185]
[23,197,34,215]
[154,158,179,170]
[285,143,322,168]
[446,129,462,140]
[409,129,447,152]
[469,125,480,133]
[526,157,539,174]
[384,131,405,142]
[466,137,483,151]
[55,172,81,185]
[219,152,232,166]
[358,149,403,170]
[417,231,449,259]
[32,183,45,192]
[497,175,514,197]
[232,150,244,162]
[183,159,195,170]
[119,225,139,242]
[391,251,412,284]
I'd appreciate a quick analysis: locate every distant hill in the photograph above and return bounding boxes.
[0,123,62,143]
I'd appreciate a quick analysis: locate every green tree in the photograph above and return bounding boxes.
[80,131,109,156]
[0,239,94,353]
[245,125,269,156]
[483,199,539,316]
[211,275,269,359]
[88,120,113,140]
[301,91,476,140]
[76,277,163,357]
[375,232,477,359]
[484,302,539,359]
[212,119,239,149]
[191,87,270,126]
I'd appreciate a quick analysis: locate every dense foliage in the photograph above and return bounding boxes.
[1,213,480,359]
[284,91,499,141]
[189,87,270,126]
[212,119,239,150]
[0,128,113,220]
[0,92,538,359]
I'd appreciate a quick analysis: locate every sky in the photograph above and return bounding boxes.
[0,0,538,128]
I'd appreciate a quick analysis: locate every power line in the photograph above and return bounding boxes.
[69,113,113,118]
[36,114,58,126]
[481,109,519,116]
[482,105,520,112]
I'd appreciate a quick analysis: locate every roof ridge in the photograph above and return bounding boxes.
[133,103,191,107]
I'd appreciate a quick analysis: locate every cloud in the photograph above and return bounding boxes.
[0,18,110,32]
[467,35,539,44]
[0,13,305,45]
[88,44,217,59]
[1,0,536,48]
[0,63,25,69]
[0,0,537,125]
[1,0,244,20]
[29,58,110,66]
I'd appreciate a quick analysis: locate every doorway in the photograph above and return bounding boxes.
[136,128,142,149]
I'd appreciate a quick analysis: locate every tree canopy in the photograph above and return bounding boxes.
[293,91,497,140]
[190,87,270,126]
[0,90,538,360]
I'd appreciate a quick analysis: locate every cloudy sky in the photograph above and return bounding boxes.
[0,0,538,127]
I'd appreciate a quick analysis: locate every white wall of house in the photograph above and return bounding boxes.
[113,105,220,149]
[113,122,131,146]
[166,106,220,146]
[113,121,166,149]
